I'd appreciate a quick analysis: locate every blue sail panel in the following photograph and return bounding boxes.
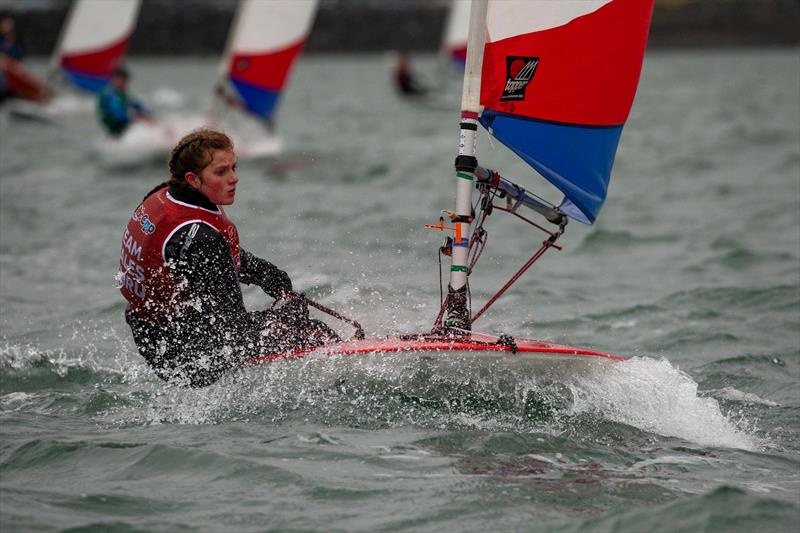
[229,78,281,120]
[480,109,623,224]
[62,68,109,93]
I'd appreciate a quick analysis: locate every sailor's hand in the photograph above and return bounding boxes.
[272,294,309,324]
[263,268,292,299]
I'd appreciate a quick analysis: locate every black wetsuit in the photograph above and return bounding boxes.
[125,184,338,387]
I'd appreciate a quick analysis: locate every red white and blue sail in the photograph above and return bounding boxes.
[54,0,140,93]
[441,0,470,69]
[479,0,653,223]
[221,0,317,121]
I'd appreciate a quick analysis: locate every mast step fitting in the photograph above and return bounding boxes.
[444,284,470,332]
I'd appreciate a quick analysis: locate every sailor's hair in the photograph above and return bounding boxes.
[168,128,233,184]
[111,66,129,79]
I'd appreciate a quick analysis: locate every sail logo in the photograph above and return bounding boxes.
[500,56,539,101]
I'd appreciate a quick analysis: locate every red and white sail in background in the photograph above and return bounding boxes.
[53,0,141,92]
[219,0,318,121]
[441,0,470,69]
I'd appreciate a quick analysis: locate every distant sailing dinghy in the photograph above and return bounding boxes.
[245,0,654,368]
[70,0,176,165]
[51,0,140,93]
[6,0,140,125]
[440,0,470,70]
[210,0,318,159]
[11,0,143,124]
[0,58,52,122]
[391,0,466,111]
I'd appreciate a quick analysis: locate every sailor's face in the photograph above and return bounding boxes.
[196,149,238,205]
[111,75,128,91]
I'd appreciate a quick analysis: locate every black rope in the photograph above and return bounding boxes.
[438,246,444,307]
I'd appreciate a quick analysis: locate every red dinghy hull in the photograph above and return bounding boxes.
[244,333,622,366]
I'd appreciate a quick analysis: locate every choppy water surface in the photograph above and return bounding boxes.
[1,50,798,532]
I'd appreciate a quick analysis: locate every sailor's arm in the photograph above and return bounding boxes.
[239,248,292,299]
[164,222,256,328]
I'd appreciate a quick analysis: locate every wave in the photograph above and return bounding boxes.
[575,229,680,254]
[568,357,759,450]
[705,387,779,407]
[566,486,799,533]
[0,342,130,387]
[662,284,799,314]
[108,352,760,451]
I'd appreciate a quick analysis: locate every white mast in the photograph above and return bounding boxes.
[208,0,245,124]
[47,0,77,81]
[444,0,487,330]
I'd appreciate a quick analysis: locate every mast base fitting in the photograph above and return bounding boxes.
[455,155,478,172]
[443,284,470,333]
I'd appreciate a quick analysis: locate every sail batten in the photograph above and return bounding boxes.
[479,0,654,223]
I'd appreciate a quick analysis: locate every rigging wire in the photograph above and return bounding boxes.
[432,172,567,334]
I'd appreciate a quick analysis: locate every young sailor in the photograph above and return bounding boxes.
[392,52,428,98]
[0,16,24,61]
[97,67,151,136]
[118,129,338,387]
[0,15,48,104]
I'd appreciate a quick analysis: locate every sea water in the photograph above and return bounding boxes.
[1,50,798,532]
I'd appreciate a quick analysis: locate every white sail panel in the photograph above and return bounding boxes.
[441,0,470,59]
[486,0,612,42]
[58,0,140,54]
[229,0,317,53]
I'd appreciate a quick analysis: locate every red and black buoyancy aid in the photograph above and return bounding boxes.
[118,188,240,323]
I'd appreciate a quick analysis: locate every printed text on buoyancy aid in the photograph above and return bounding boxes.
[120,228,146,299]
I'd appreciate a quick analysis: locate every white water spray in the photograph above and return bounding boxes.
[568,357,760,450]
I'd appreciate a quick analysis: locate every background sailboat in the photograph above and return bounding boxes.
[95,0,318,166]
[50,0,141,93]
[4,0,141,123]
[211,0,318,158]
[440,0,469,71]
[391,0,466,111]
